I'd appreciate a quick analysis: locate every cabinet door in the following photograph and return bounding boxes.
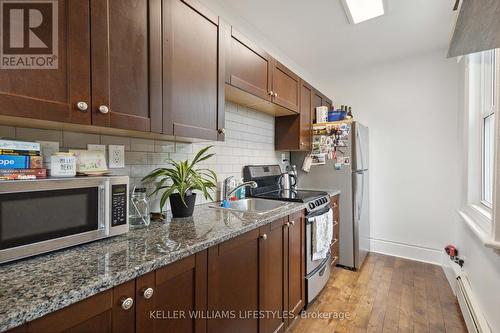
[162,0,224,140]
[25,281,135,333]
[0,0,91,124]
[207,229,261,333]
[287,211,305,317]
[136,252,207,333]
[91,0,161,132]
[299,81,313,150]
[259,219,287,333]
[272,62,300,113]
[226,28,273,102]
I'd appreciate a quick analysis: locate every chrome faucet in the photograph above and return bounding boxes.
[222,176,258,201]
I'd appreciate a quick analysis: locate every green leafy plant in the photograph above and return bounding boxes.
[141,146,217,211]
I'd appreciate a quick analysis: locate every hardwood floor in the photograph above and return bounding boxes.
[289,253,468,333]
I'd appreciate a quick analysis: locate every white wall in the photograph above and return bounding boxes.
[319,50,462,264]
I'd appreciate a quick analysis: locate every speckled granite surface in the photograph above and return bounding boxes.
[0,201,305,332]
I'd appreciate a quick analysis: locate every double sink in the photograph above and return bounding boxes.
[209,198,290,215]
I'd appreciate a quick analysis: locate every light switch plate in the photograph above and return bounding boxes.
[281,153,287,163]
[108,145,125,168]
[87,144,106,154]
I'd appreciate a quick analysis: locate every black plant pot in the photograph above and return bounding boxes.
[169,193,197,218]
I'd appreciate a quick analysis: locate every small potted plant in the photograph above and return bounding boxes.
[142,146,217,218]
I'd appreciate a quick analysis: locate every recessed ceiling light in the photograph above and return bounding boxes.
[341,0,385,24]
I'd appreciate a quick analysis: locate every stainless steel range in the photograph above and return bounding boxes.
[243,165,335,306]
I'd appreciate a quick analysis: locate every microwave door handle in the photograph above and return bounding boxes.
[99,184,109,235]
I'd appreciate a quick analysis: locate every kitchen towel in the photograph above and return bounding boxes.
[312,209,334,261]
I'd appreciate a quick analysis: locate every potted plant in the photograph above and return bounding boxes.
[142,146,217,218]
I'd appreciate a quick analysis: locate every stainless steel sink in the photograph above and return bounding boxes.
[209,198,288,215]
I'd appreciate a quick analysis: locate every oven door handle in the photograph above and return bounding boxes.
[306,207,332,223]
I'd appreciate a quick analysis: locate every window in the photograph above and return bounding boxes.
[464,50,497,230]
[480,51,496,207]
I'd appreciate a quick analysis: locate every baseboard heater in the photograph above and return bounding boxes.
[449,260,491,333]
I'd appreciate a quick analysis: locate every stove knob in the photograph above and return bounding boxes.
[322,198,327,204]
[315,199,321,206]
[309,202,315,210]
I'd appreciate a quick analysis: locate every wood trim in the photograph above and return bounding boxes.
[149,0,163,133]
[173,123,218,141]
[181,0,217,25]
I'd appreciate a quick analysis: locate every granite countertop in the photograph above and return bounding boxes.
[0,201,305,332]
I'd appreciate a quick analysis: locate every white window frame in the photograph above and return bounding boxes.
[460,49,500,249]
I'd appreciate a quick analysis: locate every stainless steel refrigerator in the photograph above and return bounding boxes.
[291,122,370,270]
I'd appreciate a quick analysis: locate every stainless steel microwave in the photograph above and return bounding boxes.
[0,176,129,263]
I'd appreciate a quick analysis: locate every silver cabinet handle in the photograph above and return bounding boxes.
[333,202,338,208]
[274,92,278,97]
[120,297,134,310]
[269,90,274,96]
[290,220,295,226]
[218,128,225,134]
[98,105,110,114]
[142,287,154,299]
[260,234,267,240]
[285,222,291,227]
[76,101,88,112]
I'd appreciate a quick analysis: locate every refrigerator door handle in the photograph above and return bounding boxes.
[356,127,365,171]
[358,172,365,221]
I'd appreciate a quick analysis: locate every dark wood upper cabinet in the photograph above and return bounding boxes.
[162,0,225,141]
[271,61,300,113]
[91,0,161,133]
[226,28,273,102]
[275,80,312,151]
[0,0,91,125]
[136,252,207,333]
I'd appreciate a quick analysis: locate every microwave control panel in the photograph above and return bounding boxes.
[111,184,127,226]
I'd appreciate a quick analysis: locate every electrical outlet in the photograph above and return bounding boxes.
[281,153,287,163]
[108,145,125,168]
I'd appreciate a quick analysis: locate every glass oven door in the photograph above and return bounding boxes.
[0,178,106,263]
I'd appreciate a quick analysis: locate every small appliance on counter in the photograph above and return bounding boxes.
[243,164,335,306]
[0,176,129,263]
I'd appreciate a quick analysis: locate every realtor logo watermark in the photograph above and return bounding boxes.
[0,0,58,69]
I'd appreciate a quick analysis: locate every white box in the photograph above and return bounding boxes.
[316,106,329,123]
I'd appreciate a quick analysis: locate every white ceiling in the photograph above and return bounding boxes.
[207,0,456,79]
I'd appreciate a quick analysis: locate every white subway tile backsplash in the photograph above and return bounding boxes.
[6,101,286,210]
[63,131,100,148]
[16,127,63,144]
[130,138,155,152]
[101,135,131,151]
[0,125,15,137]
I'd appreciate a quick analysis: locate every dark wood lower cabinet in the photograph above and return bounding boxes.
[8,213,307,333]
[207,228,261,333]
[259,218,287,333]
[136,252,207,333]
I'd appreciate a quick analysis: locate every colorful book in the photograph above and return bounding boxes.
[0,149,41,156]
[0,139,41,152]
[0,155,43,169]
[0,168,47,180]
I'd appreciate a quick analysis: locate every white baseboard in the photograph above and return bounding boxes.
[370,238,443,265]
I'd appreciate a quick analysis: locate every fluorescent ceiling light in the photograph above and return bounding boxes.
[341,0,385,24]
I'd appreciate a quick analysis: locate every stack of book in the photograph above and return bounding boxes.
[0,139,47,180]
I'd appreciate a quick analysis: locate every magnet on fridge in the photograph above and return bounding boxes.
[334,162,342,170]
[344,156,351,165]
